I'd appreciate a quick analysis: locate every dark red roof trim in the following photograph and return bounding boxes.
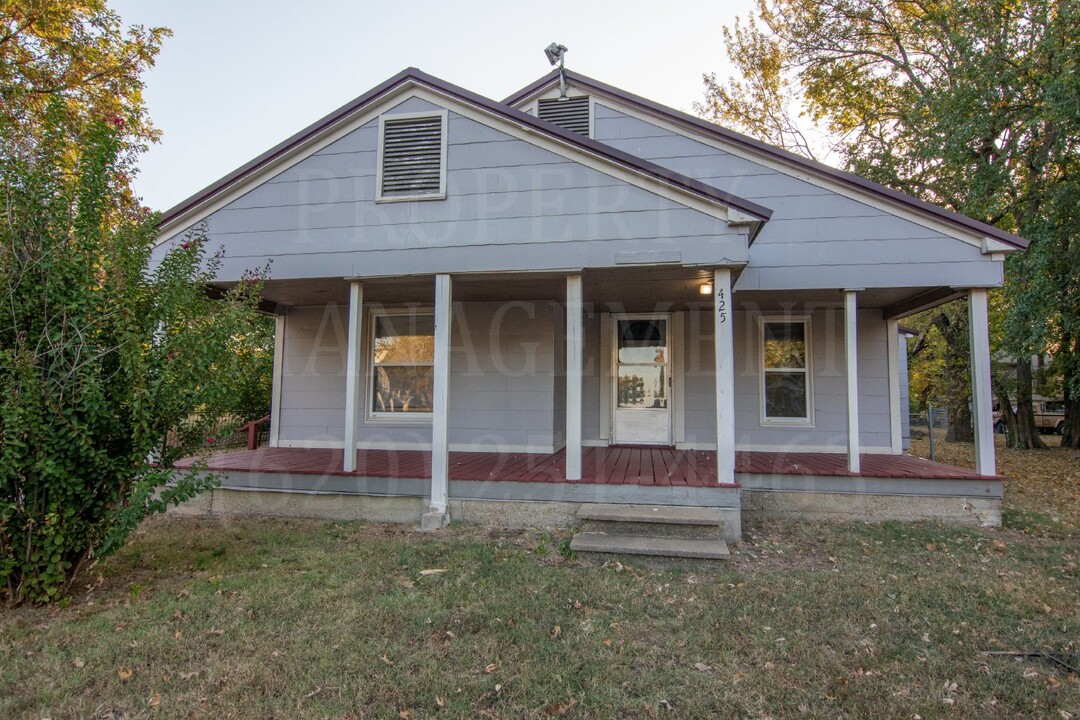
[159,68,771,229]
[505,69,1028,250]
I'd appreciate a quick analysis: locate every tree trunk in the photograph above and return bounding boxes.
[945,402,974,442]
[1061,330,1080,448]
[933,306,974,442]
[1013,359,1046,449]
[992,373,1019,448]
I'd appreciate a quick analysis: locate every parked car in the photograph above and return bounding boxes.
[995,400,1066,434]
[1034,400,1066,434]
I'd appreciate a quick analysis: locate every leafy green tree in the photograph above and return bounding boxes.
[699,0,1080,448]
[0,1,168,146]
[0,109,266,604]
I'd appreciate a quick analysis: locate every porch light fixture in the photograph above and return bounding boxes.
[700,282,714,296]
[544,42,569,100]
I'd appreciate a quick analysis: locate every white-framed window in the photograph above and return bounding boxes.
[368,309,435,419]
[375,109,448,202]
[759,316,814,425]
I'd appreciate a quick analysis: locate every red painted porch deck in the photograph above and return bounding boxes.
[175,446,1000,487]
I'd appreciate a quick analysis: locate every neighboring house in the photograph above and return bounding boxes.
[161,68,1025,548]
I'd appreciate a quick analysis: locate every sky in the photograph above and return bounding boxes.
[110,0,756,212]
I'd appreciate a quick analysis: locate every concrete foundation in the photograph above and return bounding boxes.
[166,488,741,539]
[166,475,998,540]
[741,489,1001,527]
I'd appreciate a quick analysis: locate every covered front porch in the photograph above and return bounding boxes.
[238,263,1003,533]
[179,445,1000,485]
[175,445,1004,537]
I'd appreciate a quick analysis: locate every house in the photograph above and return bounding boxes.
[161,67,1024,552]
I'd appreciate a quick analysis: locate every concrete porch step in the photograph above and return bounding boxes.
[577,503,724,525]
[577,504,725,540]
[570,532,731,560]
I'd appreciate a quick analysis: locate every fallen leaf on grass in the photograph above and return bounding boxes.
[73,657,84,668]
[435,696,445,707]
[180,671,198,680]
[545,699,577,715]
[484,663,497,673]
[551,625,561,639]
[148,691,160,707]
[419,569,447,576]
[694,662,712,673]
[380,655,394,666]
[117,667,133,681]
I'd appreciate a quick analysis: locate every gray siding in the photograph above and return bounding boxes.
[156,96,748,281]
[579,304,892,452]
[700,305,891,452]
[591,103,1002,291]
[277,301,558,452]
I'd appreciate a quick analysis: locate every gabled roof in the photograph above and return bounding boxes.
[505,69,1028,251]
[158,68,771,233]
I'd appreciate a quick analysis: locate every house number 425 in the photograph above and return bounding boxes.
[716,287,728,324]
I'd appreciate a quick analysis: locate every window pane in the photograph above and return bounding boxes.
[372,366,434,413]
[617,319,667,364]
[617,365,668,409]
[763,322,806,369]
[765,371,808,419]
[374,315,435,363]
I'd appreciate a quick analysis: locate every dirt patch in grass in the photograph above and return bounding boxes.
[909,429,1080,537]
[2,515,1078,719]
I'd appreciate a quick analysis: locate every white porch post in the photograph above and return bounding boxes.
[425,274,452,527]
[713,269,735,484]
[887,318,902,455]
[566,274,583,481]
[968,289,996,476]
[269,313,286,448]
[844,290,861,473]
[343,281,364,472]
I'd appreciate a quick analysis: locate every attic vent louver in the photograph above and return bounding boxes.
[379,114,445,199]
[537,96,590,136]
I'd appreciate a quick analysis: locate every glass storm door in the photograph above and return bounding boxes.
[612,315,672,445]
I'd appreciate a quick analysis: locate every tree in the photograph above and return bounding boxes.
[0,108,266,604]
[699,0,1080,447]
[0,3,268,603]
[0,1,168,145]
[907,302,976,442]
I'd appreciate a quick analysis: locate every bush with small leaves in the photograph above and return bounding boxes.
[0,108,267,604]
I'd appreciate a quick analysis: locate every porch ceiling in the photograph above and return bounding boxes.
[235,274,961,318]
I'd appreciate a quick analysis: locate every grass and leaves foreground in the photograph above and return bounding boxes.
[1,516,1077,719]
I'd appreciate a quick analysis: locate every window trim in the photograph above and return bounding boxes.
[758,315,815,427]
[367,307,436,423]
[375,109,448,203]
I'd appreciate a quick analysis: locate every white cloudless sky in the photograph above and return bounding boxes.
[110,0,757,212]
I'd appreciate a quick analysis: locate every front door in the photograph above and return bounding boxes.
[612,315,672,445]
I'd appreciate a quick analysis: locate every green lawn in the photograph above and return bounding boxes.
[2,511,1078,719]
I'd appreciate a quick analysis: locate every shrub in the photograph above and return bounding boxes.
[0,109,266,604]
